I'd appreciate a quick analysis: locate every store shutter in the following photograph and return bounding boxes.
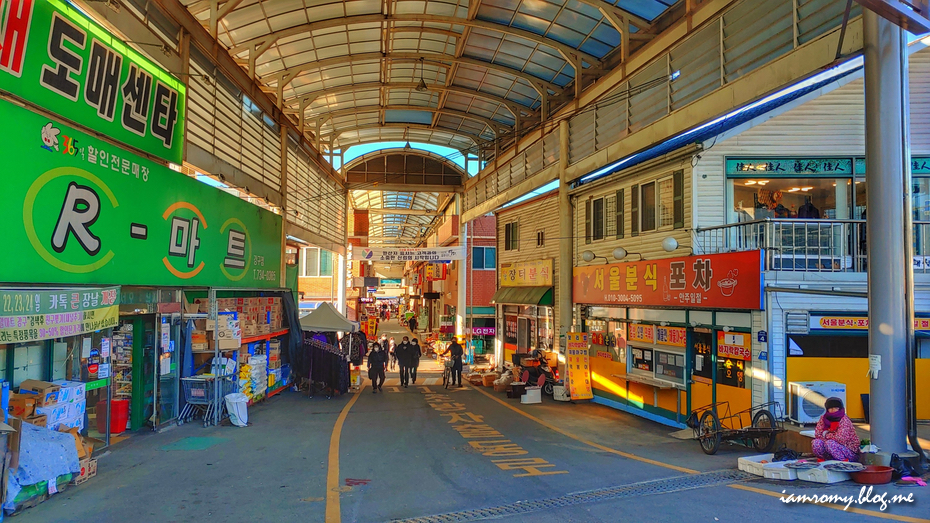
[631,184,639,237]
[673,170,684,229]
[616,188,624,239]
[585,199,592,245]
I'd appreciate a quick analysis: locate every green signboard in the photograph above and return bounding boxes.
[0,0,185,163]
[0,99,283,288]
[727,157,930,177]
[0,286,120,343]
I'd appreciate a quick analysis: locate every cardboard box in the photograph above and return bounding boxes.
[18,380,60,406]
[258,324,271,334]
[51,380,86,403]
[60,426,87,459]
[8,416,21,469]
[191,342,209,352]
[191,330,208,344]
[242,324,258,336]
[51,416,84,432]
[68,399,87,420]
[36,403,69,425]
[208,338,241,351]
[9,393,36,418]
[73,458,97,485]
[24,414,47,427]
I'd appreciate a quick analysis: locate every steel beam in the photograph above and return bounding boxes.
[306,104,503,136]
[296,82,535,120]
[230,14,602,68]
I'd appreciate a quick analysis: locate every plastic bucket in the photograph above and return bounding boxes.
[96,399,129,435]
[224,393,249,427]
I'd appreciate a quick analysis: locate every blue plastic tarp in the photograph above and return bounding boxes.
[4,423,80,511]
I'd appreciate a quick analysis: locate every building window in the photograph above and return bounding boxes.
[632,173,683,236]
[504,222,519,251]
[658,176,675,228]
[592,197,605,240]
[473,247,496,270]
[641,182,656,232]
[536,230,545,247]
[302,247,334,277]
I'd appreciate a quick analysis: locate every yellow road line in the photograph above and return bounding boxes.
[468,384,700,475]
[326,384,366,523]
[728,484,930,522]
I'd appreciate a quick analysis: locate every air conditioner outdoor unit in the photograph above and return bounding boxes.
[788,381,846,424]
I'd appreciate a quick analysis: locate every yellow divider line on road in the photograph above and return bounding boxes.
[326,384,366,523]
[728,484,930,522]
[468,384,700,475]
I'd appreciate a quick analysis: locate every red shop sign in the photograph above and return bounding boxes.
[573,251,762,310]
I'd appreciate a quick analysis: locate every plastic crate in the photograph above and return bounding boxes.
[762,462,798,481]
[797,461,852,484]
[738,454,775,477]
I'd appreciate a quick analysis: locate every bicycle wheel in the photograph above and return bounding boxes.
[751,409,777,452]
[443,367,449,389]
[699,410,721,455]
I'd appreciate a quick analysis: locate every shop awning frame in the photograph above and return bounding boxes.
[490,286,554,307]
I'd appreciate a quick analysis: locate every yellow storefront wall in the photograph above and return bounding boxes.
[590,355,687,416]
[787,358,930,420]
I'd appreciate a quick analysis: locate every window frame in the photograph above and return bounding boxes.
[504,222,519,251]
[472,246,496,270]
[536,229,545,247]
[592,197,605,241]
[301,247,333,277]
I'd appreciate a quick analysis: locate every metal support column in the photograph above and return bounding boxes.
[457,210,468,338]
[863,10,911,457]
[557,119,573,354]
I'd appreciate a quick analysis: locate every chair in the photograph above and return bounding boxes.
[521,373,546,404]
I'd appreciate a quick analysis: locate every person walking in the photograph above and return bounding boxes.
[397,336,411,387]
[388,337,397,371]
[408,316,418,334]
[409,338,423,385]
[368,343,387,393]
[443,339,465,387]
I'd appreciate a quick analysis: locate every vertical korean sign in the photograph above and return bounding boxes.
[0,0,186,163]
[565,332,593,400]
[0,99,282,287]
[0,287,119,343]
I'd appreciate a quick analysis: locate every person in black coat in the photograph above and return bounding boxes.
[397,336,411,387]
[443,340,464,387]
[408,317,418,334]
[367,343,387,393]
[408,338,423,384]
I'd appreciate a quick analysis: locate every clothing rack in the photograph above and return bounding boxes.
[304,333,350,399]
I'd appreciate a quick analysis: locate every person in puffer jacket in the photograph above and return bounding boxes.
[812,397,860,461]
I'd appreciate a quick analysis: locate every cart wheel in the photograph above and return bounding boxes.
[543,382,554,396]
[751,409,777,452]
[699,410,721,455]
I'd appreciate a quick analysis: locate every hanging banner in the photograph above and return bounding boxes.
[565,332,593,400]
[0,99,282,288]
[0,0,186,163]
[573,251,763,310]
[499,260,553,287]
[0,287,120,343]
[353,247,466,262]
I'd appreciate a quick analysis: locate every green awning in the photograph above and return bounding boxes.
[490,286,553,307]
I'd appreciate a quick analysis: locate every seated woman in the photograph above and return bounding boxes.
[812,397,860,461]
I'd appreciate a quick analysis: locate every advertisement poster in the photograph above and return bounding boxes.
[0,287,119,343]
[566,332,593,400]
[0,0,186,163]
[717,332,752,361]
[499,259,553,287]
[353,246,466,262]
[573,251,762,310]
[0,99,282,288]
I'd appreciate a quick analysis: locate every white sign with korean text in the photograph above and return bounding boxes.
[352,247,467,262]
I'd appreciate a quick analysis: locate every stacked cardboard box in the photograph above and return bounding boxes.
[16,380,60,427]
[50,380,87,431]
[192,315,242,351]
[248,355,267,400]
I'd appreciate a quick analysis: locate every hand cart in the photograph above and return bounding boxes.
[178,373,237,427]
[687,401,785,455]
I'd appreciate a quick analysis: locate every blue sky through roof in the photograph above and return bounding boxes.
[341,142,479,175]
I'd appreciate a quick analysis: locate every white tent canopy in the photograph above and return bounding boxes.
[299,302,359,333]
